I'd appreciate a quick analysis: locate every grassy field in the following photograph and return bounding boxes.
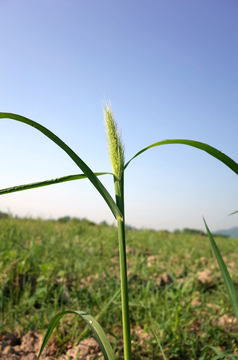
[1,216,238,359]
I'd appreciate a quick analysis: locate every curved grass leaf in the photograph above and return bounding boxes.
[125,139,238,175]
[200,345,237,360]
[229,210,238,216]
[0,172,113,195]
[0,113,122,220]
[203,219,238,322]
[37,310,115,360]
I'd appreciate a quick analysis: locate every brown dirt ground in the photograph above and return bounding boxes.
[0,331,105,360]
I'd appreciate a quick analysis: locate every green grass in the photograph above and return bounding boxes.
[1,216,238,359]
[1,108,238,360]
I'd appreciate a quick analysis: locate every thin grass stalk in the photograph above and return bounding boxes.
[114,173,132,360]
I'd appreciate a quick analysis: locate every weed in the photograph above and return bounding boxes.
[1,105,238,359]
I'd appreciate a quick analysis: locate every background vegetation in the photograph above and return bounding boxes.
[1,215,238,359]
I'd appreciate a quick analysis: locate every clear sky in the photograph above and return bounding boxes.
[1,0,238,232]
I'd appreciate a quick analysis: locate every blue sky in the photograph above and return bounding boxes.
[1,0,238,232]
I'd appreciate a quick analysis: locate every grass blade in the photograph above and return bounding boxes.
[125,139,238,175]
[0,113,122,220]
[37,310,115,360]
[200,345,224,359]
[152,328,167,360]
[200,345,237,360]
[0,172,113,195]
[229,210,238,216]
[203,218,238,322]
[77,257,148,341]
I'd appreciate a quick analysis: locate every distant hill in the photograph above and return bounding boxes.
[213,227,238,239]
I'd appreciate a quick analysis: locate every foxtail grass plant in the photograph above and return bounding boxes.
[1,104,238,360]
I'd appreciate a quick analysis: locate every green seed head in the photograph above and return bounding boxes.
[103,102,125,180]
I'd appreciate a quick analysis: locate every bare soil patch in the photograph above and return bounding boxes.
[0,331,104,360]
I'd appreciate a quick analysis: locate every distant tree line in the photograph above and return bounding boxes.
[0,211,9,219]
[0,212,230,238]
[174,227,229,238]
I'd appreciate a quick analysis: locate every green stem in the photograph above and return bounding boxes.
[114,173,132,360]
